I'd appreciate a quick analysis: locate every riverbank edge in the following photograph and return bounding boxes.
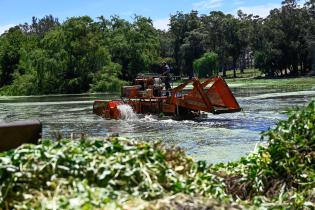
[0,76,315,97]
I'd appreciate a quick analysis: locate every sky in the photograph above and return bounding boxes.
[0,0,306,34]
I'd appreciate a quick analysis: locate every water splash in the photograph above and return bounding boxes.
[117,104,138,120]
[142,115,158,122]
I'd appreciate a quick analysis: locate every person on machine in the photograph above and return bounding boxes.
[162,62,171,96]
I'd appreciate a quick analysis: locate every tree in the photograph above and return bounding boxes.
[169,11,202,75]
[157,30,174,62]
[91,62,126,92]
[54,16,111,93]
[107,16,160,80]
[0,27,26,87]
[1,7,314,96]
[201,11,228,76]
[305,0,315,71]
[19,15,60,38]
[180,29,208,77]
[193,52,218,77]
[237,10,253,74]
[251,1,313,76]
[222,15,242,78]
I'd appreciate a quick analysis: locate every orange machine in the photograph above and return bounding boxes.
[93,76,241,119]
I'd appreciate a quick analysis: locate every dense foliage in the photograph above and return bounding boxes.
[219,101,315,208]
[0,0,314,95]
[193,52,219,77]
[0,15,159,95]
[0,137,230,209]
[167,0,315,77]
[0,101,314,209]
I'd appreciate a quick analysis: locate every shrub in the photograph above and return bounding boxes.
[193,52,219,78]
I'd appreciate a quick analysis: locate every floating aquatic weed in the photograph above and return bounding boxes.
[214,101,315,208]
[0,137,229,209]
[0,101,314,209]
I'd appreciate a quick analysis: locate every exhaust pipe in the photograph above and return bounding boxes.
[0,120,42,152]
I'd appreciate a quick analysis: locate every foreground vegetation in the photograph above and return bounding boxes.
[0,101,314,209]
[0,0,314,95]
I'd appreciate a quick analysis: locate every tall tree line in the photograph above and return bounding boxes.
[0,15,160,95]
[163,0,315,77]
[0,0,314,95]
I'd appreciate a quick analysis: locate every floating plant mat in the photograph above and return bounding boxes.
[227,77,315,91]
[0,101,315,209]
[1,86,315,165]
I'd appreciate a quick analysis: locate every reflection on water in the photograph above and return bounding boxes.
[0,89,314,163]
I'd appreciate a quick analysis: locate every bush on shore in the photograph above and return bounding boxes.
[0,102,314,209]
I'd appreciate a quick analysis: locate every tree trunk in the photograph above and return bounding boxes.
[233,59,237,78]
[240,53,245,74]
[300,62,305,75]
[293,64,299,76]
[240,66,244,74]
[223,68,226,77]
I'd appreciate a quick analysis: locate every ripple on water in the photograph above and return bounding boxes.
[0,89,314,163]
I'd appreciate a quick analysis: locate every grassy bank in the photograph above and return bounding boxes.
[219,68,262,79]
[226,76,315,91]
[222,68,315,91]
[0,101,314,209]
[172,70,315,91]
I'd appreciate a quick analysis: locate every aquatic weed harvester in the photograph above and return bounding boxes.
[93,75,241,119]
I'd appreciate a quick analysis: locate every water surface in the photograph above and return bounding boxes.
[0,88,314,163]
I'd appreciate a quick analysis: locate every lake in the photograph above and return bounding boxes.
[0,86,314,163]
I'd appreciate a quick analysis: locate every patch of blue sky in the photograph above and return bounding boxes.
[0,0,305,33]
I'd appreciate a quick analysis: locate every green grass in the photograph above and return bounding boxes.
[221,68,315,91]
[226,76,315,91]
[219,68,262,79]
[172,75,315,92]
[172,68,315,91]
